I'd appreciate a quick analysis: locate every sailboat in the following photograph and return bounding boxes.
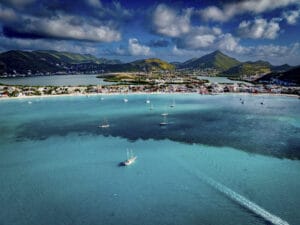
[99,118,110,128]
[170,99,176,108]
[161,107,168,116]
[145,96,150,104]
[160,115,168,126]
[122,149,137,166]
[149,104,154,110]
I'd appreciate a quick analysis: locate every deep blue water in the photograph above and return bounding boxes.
[0,94,299,225]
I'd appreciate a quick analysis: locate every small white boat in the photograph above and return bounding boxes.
[99,118,110,128]
[100,97,104,101]
[170,99,176,108]
[161,106,168,116]
[123,149,137,166]
[146,96,150,104]
[99,124,110,128]
[123,98,128,103]
[159,116,168,126]
[28,101,32,104]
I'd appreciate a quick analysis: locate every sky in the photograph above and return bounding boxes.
[0,0,300,65]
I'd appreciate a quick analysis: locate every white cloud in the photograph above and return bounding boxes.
[0,5,16,22]
[86,0,102,8]
[200,6,229,22]
[171,45,208,57]
[238,18,280,39]
[152,4,192,37]
[13,14,121,42]
[175,26,223,50]
[115,47,126,55]
[128,38,152,56]
[185,34,216,48]
[242,42,300,65]
[217,34,245,54]
[177,33,216,50]
[150,4,245,55]
[283,9,300,24]
[250,42,299,57]
[175,30,247,56]
[200,0,300,22]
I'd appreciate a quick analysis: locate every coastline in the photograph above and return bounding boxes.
[0,91,299,101]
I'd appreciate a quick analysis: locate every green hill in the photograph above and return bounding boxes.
[271,64,293,72]
[0,50,121,74]
[34,50,99,64]
[179,50,240,71]
[257,66,300,85]
[0,49,295,77]
[98,58,175,72]
[35,50,121,64]
[0,50,62,74]
[221,61,272,77]
[0,50,170,75]
[131,58,175,71]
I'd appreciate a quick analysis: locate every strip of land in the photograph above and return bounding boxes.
[1,80,299,100]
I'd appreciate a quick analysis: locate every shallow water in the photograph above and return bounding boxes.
[0,94,299,225]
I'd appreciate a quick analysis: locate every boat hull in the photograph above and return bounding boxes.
[122,156,137,166]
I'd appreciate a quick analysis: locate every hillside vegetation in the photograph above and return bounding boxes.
[0,50,121,74]
[257,66,300,85]
[179,50,240,71]
[221,61,272,77]
[0,50,295,79]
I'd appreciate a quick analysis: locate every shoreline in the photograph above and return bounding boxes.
[0,92,299,101]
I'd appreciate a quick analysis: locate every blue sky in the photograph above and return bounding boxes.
[0,0,300,65]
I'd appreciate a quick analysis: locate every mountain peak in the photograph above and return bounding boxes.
[211,50,223,55]
[179,50,240,71]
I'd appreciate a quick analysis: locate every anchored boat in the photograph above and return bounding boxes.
[99,118,110,128]
[122,149,137,166]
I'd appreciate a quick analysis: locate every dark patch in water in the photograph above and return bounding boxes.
[16,106,300,160]
[118,162,126,167]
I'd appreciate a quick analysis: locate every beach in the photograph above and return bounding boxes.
[1,91,299,101]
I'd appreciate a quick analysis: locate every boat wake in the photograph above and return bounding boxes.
[203,175,290,225]
[178,161,289,225]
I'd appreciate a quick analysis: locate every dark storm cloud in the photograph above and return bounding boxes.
[1,0,35,8]
[2,26,45,39]
[0,0,133,42]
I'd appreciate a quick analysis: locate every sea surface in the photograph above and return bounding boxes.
[0,94,299,225]
[0,74,111,86]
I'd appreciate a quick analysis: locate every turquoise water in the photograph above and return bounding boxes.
[0,94,299,225]
[0,74,111,86]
